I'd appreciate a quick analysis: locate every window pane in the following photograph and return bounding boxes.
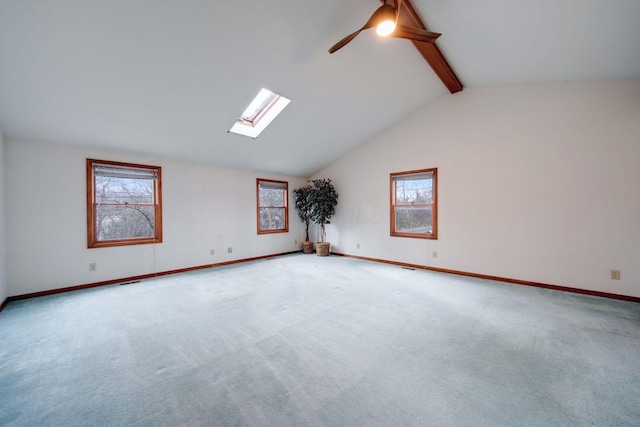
[88,159,162,248]
[395,205,433,233]
[395,178,433,204]
[259,188,284,207]
[260,207,285,230]
[96,205,155,240]
[390,168,437,239]
[96,176,154,204]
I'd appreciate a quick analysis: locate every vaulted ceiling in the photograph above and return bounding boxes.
[1,0,638,177]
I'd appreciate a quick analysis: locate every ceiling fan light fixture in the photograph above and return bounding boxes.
[376,20,396,36]
[374,4,398,36]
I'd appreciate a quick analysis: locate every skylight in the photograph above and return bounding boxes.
[229,88,291,139]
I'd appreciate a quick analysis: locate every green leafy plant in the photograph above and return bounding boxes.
[308,178,339,243]
[292,184,313,242]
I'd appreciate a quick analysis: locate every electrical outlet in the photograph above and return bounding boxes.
[432,251,438,259]
[610,270,621,280]
[357,243,360,249]
[89,263,97,272]
[210,249,215,255]
[227,247,233,254]
[295,239,298,245]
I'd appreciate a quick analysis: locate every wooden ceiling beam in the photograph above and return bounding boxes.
[390,0,463,94]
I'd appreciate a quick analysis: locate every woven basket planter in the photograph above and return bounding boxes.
[316,242,330,257]
[302,241,314,254]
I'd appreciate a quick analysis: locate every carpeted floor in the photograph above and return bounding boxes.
[1,254,639,426]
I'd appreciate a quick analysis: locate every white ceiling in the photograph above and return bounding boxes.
[1,0,639,177]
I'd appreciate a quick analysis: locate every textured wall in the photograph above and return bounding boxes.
[5,141,306,296]
[0,128,7,304]
[314,79,640,298]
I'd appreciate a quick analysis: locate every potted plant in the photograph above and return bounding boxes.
[292,184,314,254]
[308,178,339,257]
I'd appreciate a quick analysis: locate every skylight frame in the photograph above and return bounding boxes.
[229,88,291,139]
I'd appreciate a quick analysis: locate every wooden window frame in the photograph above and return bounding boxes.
[87,159,163,248]
[390,168,438,240]
[256,178,289,235]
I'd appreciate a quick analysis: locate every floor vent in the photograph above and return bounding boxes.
[402,267,416,271]
[119,280,141,286]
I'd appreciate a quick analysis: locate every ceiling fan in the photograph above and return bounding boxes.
[327,0,462,94]
[328,0,441,54]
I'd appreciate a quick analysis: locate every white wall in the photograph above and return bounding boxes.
[0,128,7,304]
[316,78,640,298]
[5,140,307,296]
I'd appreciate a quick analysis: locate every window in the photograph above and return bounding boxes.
[390,168,437,239]
[87,159,162,248]
[228,88,291,139]
[257,179,288,234]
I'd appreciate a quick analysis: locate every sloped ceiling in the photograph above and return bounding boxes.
[0,0,638,177]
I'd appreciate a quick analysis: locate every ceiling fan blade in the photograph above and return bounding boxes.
[328,29,363,54]
[391,24,441,43]
[328,4,395,54]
